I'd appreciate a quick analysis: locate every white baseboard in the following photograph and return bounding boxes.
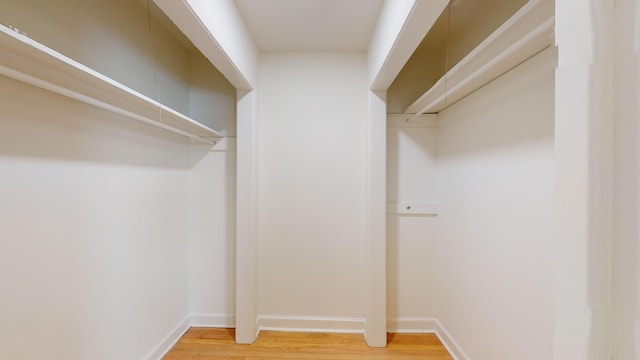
[434,319,471,360]
[259,315,365,333]
[145,313,234,360]
[145,314,469,360]
[190,313,235,328]
[387,317,469,360]
[387,317,439,333]
[144,315,190,360]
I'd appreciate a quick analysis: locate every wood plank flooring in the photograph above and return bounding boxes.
[163,328,453,360]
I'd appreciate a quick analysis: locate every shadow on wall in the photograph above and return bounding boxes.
[436,46,557,159]
[189,52,238,136]
[0,75,192,169]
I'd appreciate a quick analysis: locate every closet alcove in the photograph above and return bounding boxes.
[385,0,555,358]
[0,1,238,358]
[385,0,553,211]
[4,0,605,358]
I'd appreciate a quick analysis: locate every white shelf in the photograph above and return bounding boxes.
[404,0,554,116]
[0,24,223,144]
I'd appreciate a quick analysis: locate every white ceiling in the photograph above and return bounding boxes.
[234,0,384,52]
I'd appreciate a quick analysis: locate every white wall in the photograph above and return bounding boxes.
[257,52,367,324]
[188,145,236,326]
[386,216,438,321]
[434,46,556,359]
[386,119,438,321]
[0,75,190,360]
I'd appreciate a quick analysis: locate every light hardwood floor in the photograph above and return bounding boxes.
[163,328,453,359]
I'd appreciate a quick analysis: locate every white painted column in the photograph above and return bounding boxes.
[236,89,259,344]
[554,1,613,358]
[365,90,387,347]
[612,0,640,358]
[363,0,446,347]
